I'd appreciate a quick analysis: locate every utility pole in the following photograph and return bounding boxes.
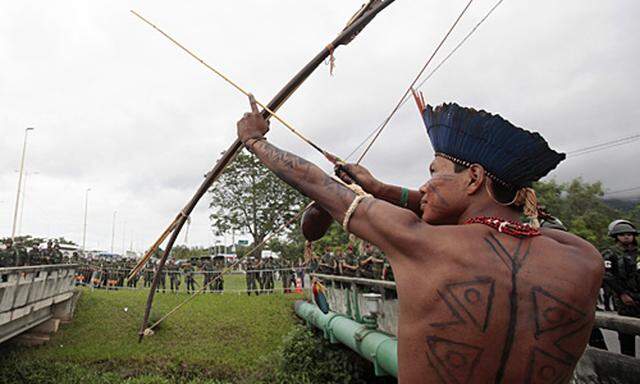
[121,220,126,256]
[82,188,91,251]
[111,211,117,253]
[11,127,34,240]
[17,171,38,235]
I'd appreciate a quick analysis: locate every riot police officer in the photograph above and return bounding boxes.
[602,219,640,356]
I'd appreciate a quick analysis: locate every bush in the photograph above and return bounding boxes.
[275,325,397,384]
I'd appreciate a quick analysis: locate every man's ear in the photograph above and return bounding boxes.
[466,164,486,195]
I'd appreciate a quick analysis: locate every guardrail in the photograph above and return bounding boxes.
[0,264,78,344]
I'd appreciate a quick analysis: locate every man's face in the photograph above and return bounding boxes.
[418,157,468,225]
[617,233,636,245]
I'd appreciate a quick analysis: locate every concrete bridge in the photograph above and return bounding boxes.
[0,264,79,345]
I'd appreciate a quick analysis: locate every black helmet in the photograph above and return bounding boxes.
[608,220,638,237]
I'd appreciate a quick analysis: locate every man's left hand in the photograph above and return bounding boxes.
[237,94,269,143]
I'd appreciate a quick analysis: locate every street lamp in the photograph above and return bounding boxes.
[82,188,91,251]
[11,127,34,240]
[111,210,117,253]
[17,170,39,235]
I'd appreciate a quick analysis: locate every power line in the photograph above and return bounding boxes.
[566,133,640,157]
[603,186,640,196]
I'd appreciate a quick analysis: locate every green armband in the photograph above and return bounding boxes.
[399,187,409,208]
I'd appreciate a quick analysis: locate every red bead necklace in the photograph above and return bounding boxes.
[464,216,541,237]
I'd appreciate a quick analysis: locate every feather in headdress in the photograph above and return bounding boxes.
[312,279,330,314]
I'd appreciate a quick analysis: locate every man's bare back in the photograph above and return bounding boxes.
[236,97,603,383]
[388,224,602,383]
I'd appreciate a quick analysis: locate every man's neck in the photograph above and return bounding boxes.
[457,201,522,225]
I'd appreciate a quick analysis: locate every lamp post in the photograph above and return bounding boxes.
[111,211,117,253]
[17,170,39,236]
[11,127,34,240]
[82,188,91,251]
[121,220,126,256]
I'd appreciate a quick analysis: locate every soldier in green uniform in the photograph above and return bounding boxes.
[202,258,214,292]
[0,239,17,267]
[358,243,384,280]
[317,247,336,275]
[602,219,640,356]
[52,240,62,264]
[212,256,224,293]
[184,263,196,293]
[245,258,259,295]
[155,264,166,293]
[168,260,181,293]
[341,251,359,278]
[281,259,294,293]
[262,257,274,293]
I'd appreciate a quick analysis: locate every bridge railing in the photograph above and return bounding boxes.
[0,264,77,343]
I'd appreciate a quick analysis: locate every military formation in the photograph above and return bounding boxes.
[75,258,222,294]
[0,237,68,267]
[243,257,304,295]
[309,242,395,283]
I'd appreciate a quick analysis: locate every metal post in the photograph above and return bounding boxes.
[82,188,91,251]
[11,127,34,240]
[17,171,38,235]
[111,211,117,253]
[122,220,126,256]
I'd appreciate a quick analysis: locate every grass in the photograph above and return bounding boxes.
[0,276,305,383]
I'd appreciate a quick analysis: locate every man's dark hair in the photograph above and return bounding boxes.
[453,163,519,208]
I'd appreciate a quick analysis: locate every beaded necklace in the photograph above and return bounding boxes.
[465,216,541,237]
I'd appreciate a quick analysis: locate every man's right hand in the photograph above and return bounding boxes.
[620,293,636,306]
[334,162,382,195]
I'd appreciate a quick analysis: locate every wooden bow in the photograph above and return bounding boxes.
[134,0,396,342]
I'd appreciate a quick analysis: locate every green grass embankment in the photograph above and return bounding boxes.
[0,274,304,383]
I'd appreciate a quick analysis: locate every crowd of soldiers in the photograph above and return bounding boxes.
[0,238,69,267]
[75,257,218,294]
[73,256,306,295]
[307,242,394,282]
[243,257,305,295]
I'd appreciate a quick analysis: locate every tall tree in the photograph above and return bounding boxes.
[535,178,622,249]
[209,151,306,255]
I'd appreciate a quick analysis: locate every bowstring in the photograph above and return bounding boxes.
[353,0,476,164]
[345,0,505,162]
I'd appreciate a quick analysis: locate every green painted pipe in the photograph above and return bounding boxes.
[294,300,398,378]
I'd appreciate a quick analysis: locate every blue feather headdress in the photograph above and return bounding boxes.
[417,101,565,189]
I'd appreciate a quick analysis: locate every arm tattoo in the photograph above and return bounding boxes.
[252,141,354,215]
[425,235,591,384]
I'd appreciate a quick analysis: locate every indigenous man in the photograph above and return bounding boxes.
[602,219,640,356]
[237,96,602,383]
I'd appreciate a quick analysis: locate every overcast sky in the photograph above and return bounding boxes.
[1,0,639,252]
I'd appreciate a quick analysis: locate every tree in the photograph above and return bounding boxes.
[209,151,307,256]
[170,245,209,260]
[535,178,623,249]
